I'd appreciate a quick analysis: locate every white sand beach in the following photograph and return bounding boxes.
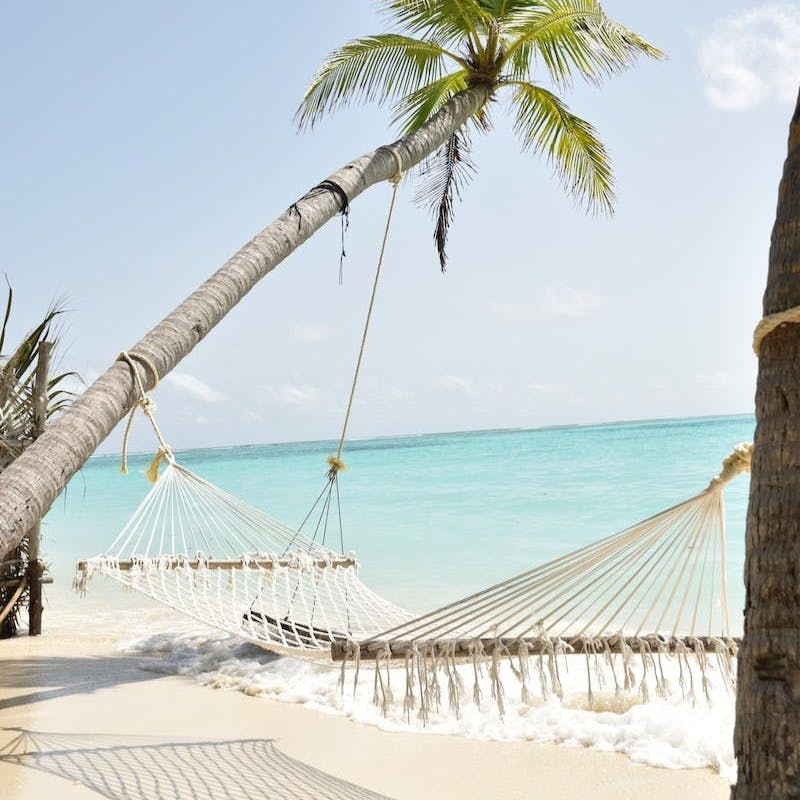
[0,628,730,800]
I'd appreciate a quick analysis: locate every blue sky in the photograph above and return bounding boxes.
[2,1,799,454]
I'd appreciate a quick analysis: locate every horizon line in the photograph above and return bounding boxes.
[102,410,755,461]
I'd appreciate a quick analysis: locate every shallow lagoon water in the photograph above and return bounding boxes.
[47,413,752,617]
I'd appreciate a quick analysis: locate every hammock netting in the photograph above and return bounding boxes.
[77,463,412,657]
[343,478,735,659]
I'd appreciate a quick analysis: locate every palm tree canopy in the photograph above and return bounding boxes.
[297,0,663,269]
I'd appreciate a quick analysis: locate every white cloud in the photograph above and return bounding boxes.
[540,286,603,318]
[490,290,602,322]
[528,381,567,395]
[437,374,475,393]
[696,371,733,390]
[486,380,505,394]
[264,384,322,406]
[290,323,335,345]
[359,381,416,404]
[699,5,800,111]
[489,301,533,323]
[164,372,226,403]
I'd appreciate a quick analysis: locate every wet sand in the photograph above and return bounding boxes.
[0,631,731,800]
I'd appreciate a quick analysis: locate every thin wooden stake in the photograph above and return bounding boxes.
[27,341,51,636]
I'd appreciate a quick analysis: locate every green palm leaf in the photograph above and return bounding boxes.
[503,0,664,86]
[381,0,493,46]
[0,306,64,402]
[0,288,75,637]
[295,34,461,129]
[392,70,469,134]
[0,291,74,459]
[509,80,613,212]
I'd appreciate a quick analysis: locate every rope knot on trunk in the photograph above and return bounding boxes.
[753,304,800,354]
[707,442,753,490]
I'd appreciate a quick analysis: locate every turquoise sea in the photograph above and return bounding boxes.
[43,413,753,631]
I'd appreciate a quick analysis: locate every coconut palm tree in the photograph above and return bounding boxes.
[732,90,800,798]
[0,0,660,559]
[297,0,661,269]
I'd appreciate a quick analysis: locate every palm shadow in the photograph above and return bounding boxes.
[0,728,394,799]
[0,656,159,712]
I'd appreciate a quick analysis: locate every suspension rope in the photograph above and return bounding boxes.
[118,351,174,480]
[288,148,405,591]
[329,148,404,475]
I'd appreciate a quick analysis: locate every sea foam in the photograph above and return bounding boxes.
[126,628,736,783]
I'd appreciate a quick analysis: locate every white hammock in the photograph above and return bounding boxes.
[77,461,412,658]
[78,443,750,718]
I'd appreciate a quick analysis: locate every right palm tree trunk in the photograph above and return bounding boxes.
[732,87,800,798]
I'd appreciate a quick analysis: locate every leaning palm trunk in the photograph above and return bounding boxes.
[732,89,800,797]
[0,87,488,559]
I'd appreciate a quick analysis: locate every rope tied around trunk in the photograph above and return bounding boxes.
[118,351,174,481]
[707,442,753,490]
[753,304,800,355]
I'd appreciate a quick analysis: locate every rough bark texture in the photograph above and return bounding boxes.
[732,88,800,798]
[0,88,488,559]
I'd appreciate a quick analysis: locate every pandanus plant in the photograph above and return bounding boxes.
[0,288,73,636]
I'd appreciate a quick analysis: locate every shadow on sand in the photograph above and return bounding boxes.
[0,728,394,799]
[0,656,160,712]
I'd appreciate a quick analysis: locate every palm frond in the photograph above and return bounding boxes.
[295,34,461,129]
[0,279,12,355]
[381,0,493,47]
[0,303,63,408]
[47,373,80,417]
[509,80,613,212]
[415,128,477,270]
[391,70,469,134]
[475,0,539,15]
[503,0,664,87]
[0,290,74,451]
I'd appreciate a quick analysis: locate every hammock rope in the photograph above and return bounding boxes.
[332,149,403,470]
[299,149,404,565]
[118,351,174,480]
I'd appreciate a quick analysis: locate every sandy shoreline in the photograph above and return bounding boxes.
[0,631,731,800]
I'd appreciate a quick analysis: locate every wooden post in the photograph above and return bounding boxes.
[27,340,51,636]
